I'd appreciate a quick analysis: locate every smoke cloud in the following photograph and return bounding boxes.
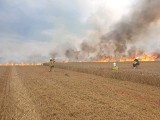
[1,0,160,63]
[101,0,160,54]
[63,0,160,61]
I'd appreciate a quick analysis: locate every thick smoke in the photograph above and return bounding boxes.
[80,41,96,53]
[57,0,160,61]
[101,0,160,54]
[65,49,79,61]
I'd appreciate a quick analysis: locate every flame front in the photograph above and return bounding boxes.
[95,53,158,62]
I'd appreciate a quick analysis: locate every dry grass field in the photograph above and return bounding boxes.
[0,62,160,120]
[56,62,160,87]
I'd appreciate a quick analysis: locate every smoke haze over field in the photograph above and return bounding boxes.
[0,0,160,63]
[63,0,160,61]
[101,0,160,54]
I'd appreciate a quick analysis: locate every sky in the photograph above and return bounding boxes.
[0,0,159,63]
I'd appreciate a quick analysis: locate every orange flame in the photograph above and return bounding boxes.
[95,53,158,62]
[139,53,158,61]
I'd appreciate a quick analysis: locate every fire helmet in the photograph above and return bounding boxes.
[113,62,116,66]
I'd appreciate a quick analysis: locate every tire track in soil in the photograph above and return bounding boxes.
[9,67,41,120]
[14,66,160,120]
[0,67,11,120]
[15,67,74,120]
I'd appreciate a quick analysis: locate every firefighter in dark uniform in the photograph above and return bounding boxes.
[133,57,140,69]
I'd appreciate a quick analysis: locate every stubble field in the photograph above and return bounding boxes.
[0,62,160,120]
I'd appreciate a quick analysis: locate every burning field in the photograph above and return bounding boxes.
[0,62,160,120]
[48,0,160,63]
[0,0,160,119]
[95,53,159,62]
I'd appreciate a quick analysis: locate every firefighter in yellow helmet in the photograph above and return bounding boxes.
[112,62,119,71]
[49,58,55,72]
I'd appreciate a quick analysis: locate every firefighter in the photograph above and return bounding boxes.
[49,58,55,72]
[112,62,119,71]
[133,57,140,69]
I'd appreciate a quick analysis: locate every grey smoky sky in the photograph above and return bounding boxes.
[0,0,159,63]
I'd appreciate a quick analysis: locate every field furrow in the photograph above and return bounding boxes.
[0,64,160,120]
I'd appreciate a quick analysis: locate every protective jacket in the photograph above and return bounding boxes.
[133,59,140,67]
[49,59,55,67]
[112,66,119,70]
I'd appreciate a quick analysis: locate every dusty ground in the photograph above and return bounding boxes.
[0,65,160,120]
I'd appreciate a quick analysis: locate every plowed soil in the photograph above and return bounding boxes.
[0,65,160,120]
